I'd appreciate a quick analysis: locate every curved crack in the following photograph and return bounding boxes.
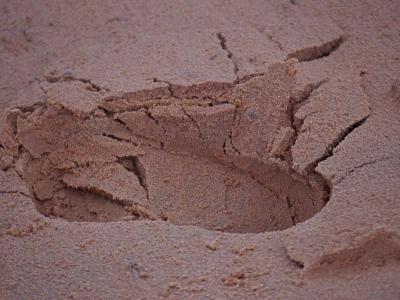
[217,32,239,81]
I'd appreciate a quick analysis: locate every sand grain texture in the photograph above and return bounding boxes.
[0,1,399,299]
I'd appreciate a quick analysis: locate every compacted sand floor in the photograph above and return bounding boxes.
[1,1,399,299]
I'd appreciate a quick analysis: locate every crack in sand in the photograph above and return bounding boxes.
[180,105,204,139]
[334,156,399,187]
[152,77,177,99]
[44,71,109,92]
[288,80,328,162]
[217,32,239,81]
[267,34,284,51]
[0,190,30,198]
[119,156,149,200]
[224,99,243,156]
[312,115,370,174]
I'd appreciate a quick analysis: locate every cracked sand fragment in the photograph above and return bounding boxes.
[183,104,235,155]
[9,105,148,221]
[119,103,235,157]
[101,87,172,113]
[0,109,22,156]
[230,62,295,162]
[212,26,285,78]
[16,105,143,162]
[267,126,295,158]
[62,163,148,207]
[315,85,400,186]
[291,80,370,173]
[117,109,165,142]
[41,80,102,114]
[148,104,201,149]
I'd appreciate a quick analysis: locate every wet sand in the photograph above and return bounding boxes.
[1,1,399,299]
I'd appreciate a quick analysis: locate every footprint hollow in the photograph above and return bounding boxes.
[3,62,329,233]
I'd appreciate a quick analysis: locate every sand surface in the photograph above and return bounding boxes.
[0,1,399,299]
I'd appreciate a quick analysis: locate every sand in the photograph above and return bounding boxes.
[0,1,399,299]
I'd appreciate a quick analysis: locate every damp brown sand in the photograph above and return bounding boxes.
[0,1,400,299]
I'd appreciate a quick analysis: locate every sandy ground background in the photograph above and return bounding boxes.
[1,1,400,299]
